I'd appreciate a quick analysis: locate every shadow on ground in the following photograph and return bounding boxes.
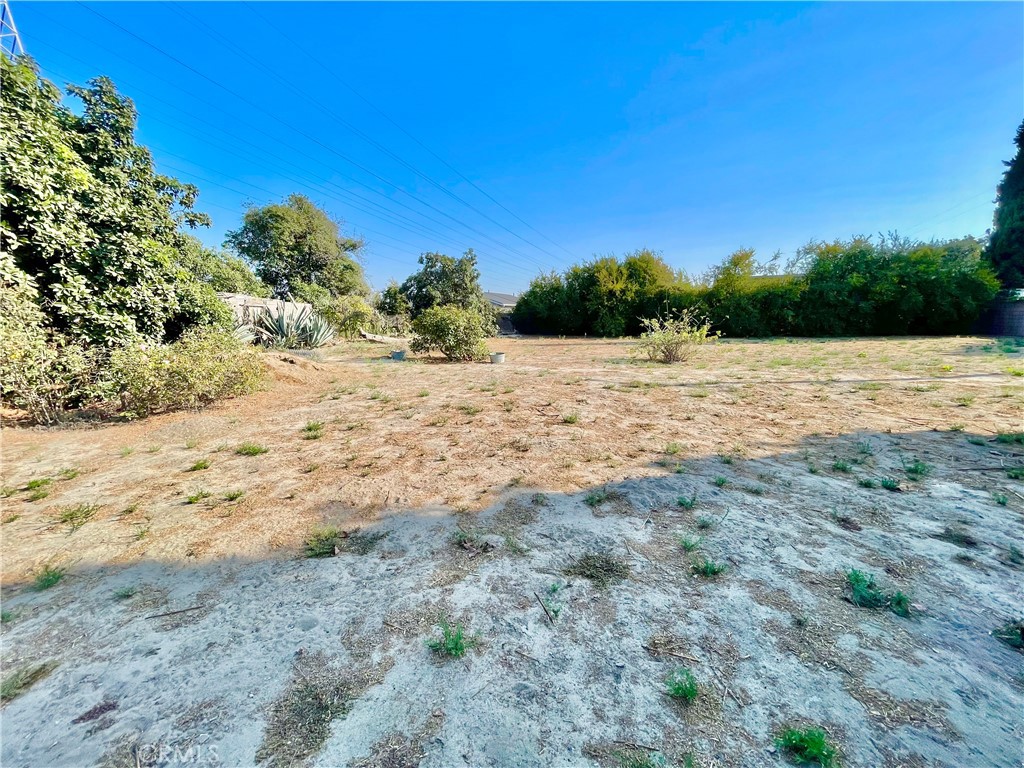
[1,429,1022,768]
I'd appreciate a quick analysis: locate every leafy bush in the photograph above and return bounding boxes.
[634,309,719,363]
[254,305,335,349]
[106,327,265,419]
[410,305,493,361]
[512,237,999,338]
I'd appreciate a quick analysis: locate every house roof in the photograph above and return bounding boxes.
[483,291,518,308]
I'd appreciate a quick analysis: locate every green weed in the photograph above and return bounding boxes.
[678,535,702,552]
[56,503,98,533]
[713,476,729,487]
[692,556,727,578]
[186,490,211,504]
[224,490,245,501]
[1,662,57,702]
[33,564,66,590]
[677,493,697,510]
[562,412,580,424]
[188,459,210,471]
[426,618,478,658]
[664,667,699,703]
[304,526,340,558]
[774,727,839,768]
[236,442,269,456]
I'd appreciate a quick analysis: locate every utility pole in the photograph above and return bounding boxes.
[1,0,25,58]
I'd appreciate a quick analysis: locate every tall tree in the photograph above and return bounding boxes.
[225,194,367,299]
[0,55,216,345]
[399,249,489,317]
[986,119,1024,288]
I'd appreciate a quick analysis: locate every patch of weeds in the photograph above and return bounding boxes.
[612,749,668,768]
[502,399,515,412]
[857,441,875,456]
[858,478,877,489]
[934,526,979,548]
[114,586,137,600]
[25,478,51,491]
[846,569,886,608]
[224,490,245,501]
[188,459,211,472]
[236,442,269,456]
[302,463,319,474]
[561,412,580,424]
[584,489,609,507]
[664,667,699,703]
[57,467,79,480]
[146,444,162,453]
[678,535,702,552]
[456,404,481,416]
[903,458,932,480]
[695,515,716,531]
[0,487,15,499]
[2,514,19,524]
[417,389,430,397]
[880,476,901,491]
[677,493,698,510]
[1,662,57,702]
[368,390,392,403]
[531,492,550,506]
[832,459,852,473]
[719,453,734,465]
[954,395,975,407]
[665,442,683,455]
[774,727,839,768]
[565,552,629,589]
[689,387,709,398]
[33,564,66,590]
[302,421,324,440]
[807,462,820,475]
[889,591,911,618]
[503,533,529,555]
[712,475,729,487]
[948,423,965,432]
[1008,467,1024,480]
[186,490,212,504]
[304,526,341,558]
[27,488,49,502]
[691,556,727,578]
[185,438,199,449]
[995,432,1024,445]
[967,436,987,446]
[741,484,766,496]
[336,530,389,555]
[426,618,479,658]
[992,492,1008,506]
[673,463,687,474]
[56,503,98,533]
[993,620,1024,651]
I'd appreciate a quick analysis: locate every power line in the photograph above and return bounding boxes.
[76,1,553,275]
[26,23,544,281]
[242,0,578,262]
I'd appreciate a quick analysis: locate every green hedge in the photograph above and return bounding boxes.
[512,239,1001,338]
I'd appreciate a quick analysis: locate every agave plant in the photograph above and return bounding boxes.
[231,320,257,345]
[254,306,336,349]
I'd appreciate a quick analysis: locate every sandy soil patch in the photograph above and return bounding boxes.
[1,336,1022,767]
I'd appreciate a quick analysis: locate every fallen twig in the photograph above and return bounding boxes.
[144,605,204,620]
[612,740,658,752]
[642,644,700,663]
[534,591,556,627]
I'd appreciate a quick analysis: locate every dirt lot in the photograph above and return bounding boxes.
[1,336,1022,767]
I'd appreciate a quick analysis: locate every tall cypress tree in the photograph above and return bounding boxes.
[986,120,1024,288]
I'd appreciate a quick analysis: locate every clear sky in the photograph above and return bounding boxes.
[16,1,1024,293]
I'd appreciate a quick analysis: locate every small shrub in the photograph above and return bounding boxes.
[302,421,324,439]
[847,569,886,608]
[664,667,699,702]
[56,503,98,533]
[832,459,851,473]
[889,591,912,618]
[186,490,211,504]
[25,478,51,491]
[677,493,697,510]
[410,305,492,361]
[585,489,609,507]
[188,459,210,472]
[696,515,716,530]
[426,618,478,658]
[634,309,719,364]
[304,526,340,558]
[224,490,245,501]
[713,476,729,487]
[114,586,138,600]
[665,442,683,455]
[236,442,269,456]
[107,327,265,419]
[880,476,901,491]
[995,432,1024,445]
[678,535,702,552]
[33,564,66,590]
[858,478,877,489]
[692,556,727,578]
[1007,467,1024,480]
[561,412,580,424]
[903,458,932,480]
[993,492,1008,506]
[775,727,839,768]
[993,620,1024,650]
[28,488,49,502]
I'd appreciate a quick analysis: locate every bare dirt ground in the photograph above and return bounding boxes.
[1,336,1022,767]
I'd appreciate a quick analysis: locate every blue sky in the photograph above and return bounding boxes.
[17,1,1024,293]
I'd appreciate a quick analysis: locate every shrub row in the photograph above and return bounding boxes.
[512,238,1001,338]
